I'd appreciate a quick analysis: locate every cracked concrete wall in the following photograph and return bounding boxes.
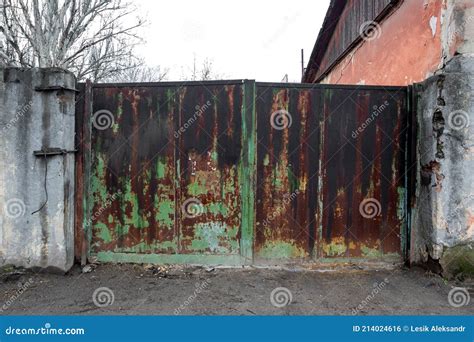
[413,0,474,277]
[0,68,76,272]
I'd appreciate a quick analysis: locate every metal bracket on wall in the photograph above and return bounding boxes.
[34,86,79,93]
[31,148,77,215]
[33,148,78,157]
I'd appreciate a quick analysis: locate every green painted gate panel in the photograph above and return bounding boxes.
[177,83,244,255]
[85,81,255,263]
[89,86,179,254]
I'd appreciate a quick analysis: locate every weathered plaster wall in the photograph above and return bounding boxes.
[0,68,76,272]
[413,58,474,276]
[412,0,474,277]
[319,0,444,86]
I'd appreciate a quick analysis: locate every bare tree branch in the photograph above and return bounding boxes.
[181,55,223,81]
[106,60,169,82]
[0,0,149,81]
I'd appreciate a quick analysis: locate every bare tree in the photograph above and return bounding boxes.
[0,0,145,81]
[106,60,168,82]
[199,58,215,81]
[181,55,223,81]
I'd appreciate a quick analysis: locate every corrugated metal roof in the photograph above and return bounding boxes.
[303,0,401,83]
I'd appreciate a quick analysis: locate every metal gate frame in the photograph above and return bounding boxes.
[75,80,257,266]
[253,82,411,263]
[74,80,412,265]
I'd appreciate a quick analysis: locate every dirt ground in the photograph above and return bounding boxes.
[0,263,472,315]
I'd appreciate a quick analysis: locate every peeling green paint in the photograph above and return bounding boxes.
[207,202,229,216]
[187,176,209,196]
[223,168,237,194]
[111,92,123,134]
[122,178,149,228]
[91,154,108,204]
[211,150,218,162]
[272,166,283,189]
[119,240,178,254]
[156,158,167,179]
[190,222,239,254]
[259,241,307,259]
[323,238,347,257]
[95,222,112,244]
[361,244,382,258]
[287,167,298,194]
[154,198,174,227]
[263,154,270,166]
[116,224,130,237]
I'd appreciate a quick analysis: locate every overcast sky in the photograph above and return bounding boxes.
[131,0,330,82]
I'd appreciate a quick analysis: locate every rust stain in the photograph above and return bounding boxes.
[255,86,316,260]
[79,82,408,263]
[421,160,444,192]
[321,89,407,258]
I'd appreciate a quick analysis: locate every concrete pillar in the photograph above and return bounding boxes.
[412,0,474,277]
[0,68,76,272]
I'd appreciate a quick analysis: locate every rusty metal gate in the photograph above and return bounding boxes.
[75,81,409,265]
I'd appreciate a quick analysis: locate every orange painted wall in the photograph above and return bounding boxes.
[319,0,444,86]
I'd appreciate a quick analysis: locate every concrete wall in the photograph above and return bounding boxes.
[0,68,76,272]
[412,0,474,277]
[319,0,444,86]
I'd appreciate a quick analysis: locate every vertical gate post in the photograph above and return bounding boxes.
[240,80,257,264]
[74,80,92,266]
